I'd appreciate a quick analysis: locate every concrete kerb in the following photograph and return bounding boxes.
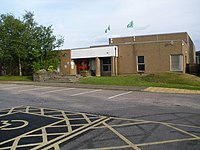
[1,81,200,95]
[144,87,200,95]
[0,81,146,92]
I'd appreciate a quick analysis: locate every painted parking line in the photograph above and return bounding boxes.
[1,85,31,90]
[70,89,102,96]
[0,106,107,150]
[14,86,54,94]
[0,106,199,150]
[41,88,75,95]
[0,84,17,88]
[108,91,132,99]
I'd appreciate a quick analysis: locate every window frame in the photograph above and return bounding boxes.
[102,57,111,72]
[170,54,183,72]
[137,56,145,72]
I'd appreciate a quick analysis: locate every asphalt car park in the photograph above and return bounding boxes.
[0,83,200,150]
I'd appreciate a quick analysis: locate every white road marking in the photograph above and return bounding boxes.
[108,91,133,99]
[0,84,17,88]
[70,89,102,96]
[2,85,31,90]
[15,86,54,94]
[41,88,75,95]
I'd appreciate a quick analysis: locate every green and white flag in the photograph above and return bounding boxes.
[127,20,134,28]
[105,25,111,33]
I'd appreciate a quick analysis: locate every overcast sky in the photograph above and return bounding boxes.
[1,0,200,50]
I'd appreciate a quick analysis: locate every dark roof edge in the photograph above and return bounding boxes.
[109,32,188,40]
[109,39,185,46]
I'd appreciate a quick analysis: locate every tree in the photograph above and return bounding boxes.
[22,12,64,73]
[0,14,26,75]
[0,11,64,76]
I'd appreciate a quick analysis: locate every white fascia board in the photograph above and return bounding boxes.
[71,46,118,59]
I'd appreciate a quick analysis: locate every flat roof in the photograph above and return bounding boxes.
[109,32,188,40]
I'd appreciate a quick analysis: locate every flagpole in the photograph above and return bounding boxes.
[127,20,134,37]
[105,25,111,42]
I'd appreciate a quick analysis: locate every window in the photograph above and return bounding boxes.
[137,56,145,72]
[102,57,111,72]
[170,55,183,71]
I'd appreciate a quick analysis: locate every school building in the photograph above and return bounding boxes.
[59,32,196,76]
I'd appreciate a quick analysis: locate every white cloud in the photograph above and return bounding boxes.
[1,0,200,50]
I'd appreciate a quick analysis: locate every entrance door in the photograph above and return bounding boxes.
[77,59,88,74]
[102,57,111,76]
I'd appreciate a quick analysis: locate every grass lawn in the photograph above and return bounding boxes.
[79,72,200,90]
[0,76,33,81]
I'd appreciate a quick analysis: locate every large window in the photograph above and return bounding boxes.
[102,57,111,72]
[170,55,183,71]
[137,56,145,72]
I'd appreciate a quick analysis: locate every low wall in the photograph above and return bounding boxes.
[33,70,80,83]
[33,71,59,82]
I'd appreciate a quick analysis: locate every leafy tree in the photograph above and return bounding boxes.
[0,11,64,76]
[0,14,26,75]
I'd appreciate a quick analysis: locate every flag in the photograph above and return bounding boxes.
[105,29,108,33]
[108,25,111,31]
[105,25,111,33]
[127,21,134,28]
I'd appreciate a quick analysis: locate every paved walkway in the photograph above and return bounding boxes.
[1,81,200,95]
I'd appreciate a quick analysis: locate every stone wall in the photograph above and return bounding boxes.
[33,70,80,83]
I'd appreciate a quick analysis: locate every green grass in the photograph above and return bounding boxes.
[79,72,200,90]
[0,76,33,81]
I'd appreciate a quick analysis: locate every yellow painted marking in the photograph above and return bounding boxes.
[8,107,15,114]
[136,137,200,147]
[50,125,68,128]
[9,142,42,149]
[0,121,11,129]
[81,113,92,123]
[41,108,45,115]
[94,121,151,129]
[0,120,29,130]
[83,138,200,150]
[0,119,65,146]
[54,143,60,150]
[68,117,85,120]
[25,106,30,113]
[112,116,200,130]
[24,134,43,137]
[70,124,87,126]
[61,111,72,132]
[144,87,200,94]
[46,133,65,136]
[0,106,105,149]
[23,111,63,120]
[0,111,19,118]
[34,117,109,150]
[1,106,199,150]
[167,122,200,129]
[161,122,200,138]
[82,145,132,150]
[42,110,59,113]
[28,105,101,118]
[1,143,42,150]
[42,128,48,143]
[11,137,20,150]
[103,122,140,150]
